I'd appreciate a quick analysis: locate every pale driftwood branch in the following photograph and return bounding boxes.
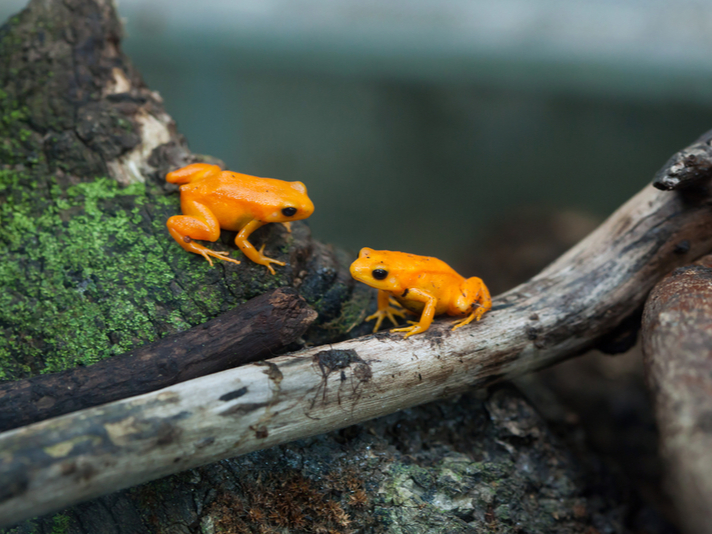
[642,257,712,534]
[0,288,317,433]
[2,176,712,527]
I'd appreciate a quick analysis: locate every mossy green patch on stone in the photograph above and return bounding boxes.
[0,0,357,387]
[0,521,38,534]
[0,162,308,380]
[50,514,71,534]
[0,172,254,379]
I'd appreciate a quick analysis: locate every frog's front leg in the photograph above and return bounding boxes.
[452,277,492,331]
[235,219,286,275]
[167,200,240,267]
[366,290,406,332]
[391,288,437,338]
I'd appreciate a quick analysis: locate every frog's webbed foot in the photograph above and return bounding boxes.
[390,323,427,339]
[167,224,240,268]
[187,244,241,267]
[235,220,286,275]
[366,303,406,332]
[451,313,476,331]
[451,305,487,331]
[199,249,241,267]
[256,243,286,275]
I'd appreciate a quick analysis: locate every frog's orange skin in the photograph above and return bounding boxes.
[166,163,314,274]
[349,248,492,338]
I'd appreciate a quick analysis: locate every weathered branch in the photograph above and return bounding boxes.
[2,174,712,525]
[642,257,712,534]
[654,129,712,191]
[0,288,317,433]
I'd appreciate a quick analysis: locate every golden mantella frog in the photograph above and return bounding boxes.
[350,248,492,338]
[166,163,315,274]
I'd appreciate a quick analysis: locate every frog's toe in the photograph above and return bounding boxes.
[213,251,241,264]
[402,329,421,339]
[452,315,474,331]
[264,259,286,274]
[256,244,286,274]
[366,311,386,332]
[391,324,425,338]
[200,253,215,267]
[385,312,402,327]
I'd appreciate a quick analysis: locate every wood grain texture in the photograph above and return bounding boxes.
[0,288,317,433]
[3,180,712,526]
[643,257,712,534]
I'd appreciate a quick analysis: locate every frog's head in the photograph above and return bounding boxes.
[350,248,401,291]
[265,181,315,223]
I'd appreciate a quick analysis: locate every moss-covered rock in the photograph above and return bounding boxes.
[0,0,361,381]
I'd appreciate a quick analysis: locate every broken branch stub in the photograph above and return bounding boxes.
[2,176,712,526]
[653,128,712,191]
[642,258,712,534]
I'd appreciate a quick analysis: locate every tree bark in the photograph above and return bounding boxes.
[0,287,317,433]
[642,256,712,534]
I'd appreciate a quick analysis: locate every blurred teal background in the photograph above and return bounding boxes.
[4,0,712,270]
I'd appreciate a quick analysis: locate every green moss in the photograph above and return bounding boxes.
[0,165,305,380]
[318,282,370,334]
[0,523,38,534]
[0,173,228,378]
[0,2,338,384]
[50,514,71,534]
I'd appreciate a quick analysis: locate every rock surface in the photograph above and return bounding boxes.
[5,387,632,534]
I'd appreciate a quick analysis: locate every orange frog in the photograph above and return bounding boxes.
[350,248,491,338]
[166,163,314,274]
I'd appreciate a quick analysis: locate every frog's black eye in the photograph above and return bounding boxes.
[282,207,298,217]
[372,268,388,280]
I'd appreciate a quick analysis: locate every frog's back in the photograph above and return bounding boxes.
[381,252,457,280]
[381,252,463,303]
[193,171,278,200]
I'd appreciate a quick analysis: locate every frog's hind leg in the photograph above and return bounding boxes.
[167,200,240,266]
[390,288,437,338]
[451,277,492,331]
[166,163,221,184]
